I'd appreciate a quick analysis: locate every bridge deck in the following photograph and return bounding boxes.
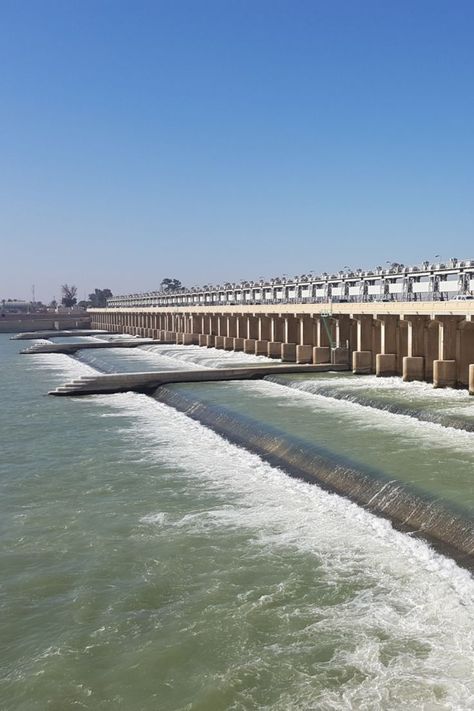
[49,364,349,396]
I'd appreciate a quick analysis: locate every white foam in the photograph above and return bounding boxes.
[34,354,474,707]
[312,373,470,401]
[31,353,97,377]
[142,343,278,368]
[254,379,474,452]
[94,391,474,709]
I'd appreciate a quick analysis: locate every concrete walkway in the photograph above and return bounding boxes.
[11,329,112,340]
[49,364,349,396]
[21,339,155,354]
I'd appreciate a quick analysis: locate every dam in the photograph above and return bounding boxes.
[89,301,474,391]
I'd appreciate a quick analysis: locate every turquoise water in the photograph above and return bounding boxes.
[1,335,474,710]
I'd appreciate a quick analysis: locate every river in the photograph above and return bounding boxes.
[1,334,473,710]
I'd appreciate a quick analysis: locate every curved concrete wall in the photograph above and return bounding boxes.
[154,385,474,568]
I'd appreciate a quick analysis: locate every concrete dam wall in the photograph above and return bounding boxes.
[90,303,474,391]
[154,383,474,567]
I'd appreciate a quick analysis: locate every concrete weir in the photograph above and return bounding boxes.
[21,339,155,355]
[48,363,348,396]
[11,329,111,340]
[89,302,474,392]
[154,385,474,567]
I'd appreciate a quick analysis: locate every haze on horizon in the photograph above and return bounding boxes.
[1,0,473,304]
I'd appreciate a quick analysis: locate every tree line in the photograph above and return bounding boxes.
[59,278,183,308]
[60,285,113,308]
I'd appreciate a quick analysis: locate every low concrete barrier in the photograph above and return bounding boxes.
[49,363,349,396]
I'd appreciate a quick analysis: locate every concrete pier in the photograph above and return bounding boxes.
[20,339,155,355]
[403,356,424,382]
[376,353,397,377]
[352,351,372,374]
[244,339,256,354]
[11,329,110,341]
[267,341,282,359]
[281,343,296,362]
[296,345,312,364]
[49,363,349,396]
[313,346,330,364]
[433,360,457,388]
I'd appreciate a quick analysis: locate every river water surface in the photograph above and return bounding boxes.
[1,334,474,710]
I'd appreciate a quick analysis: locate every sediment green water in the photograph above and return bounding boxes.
[270,372,474,431]
[1,335,474,710]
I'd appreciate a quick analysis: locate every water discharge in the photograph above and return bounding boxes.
[1,335,474,710]
[268,372,474,432]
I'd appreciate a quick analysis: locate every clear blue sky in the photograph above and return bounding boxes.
[1,0,473,302]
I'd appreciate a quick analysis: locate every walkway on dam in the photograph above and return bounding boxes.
[20,339,156,354]
[48,363,349,396]
[11,329,112,340]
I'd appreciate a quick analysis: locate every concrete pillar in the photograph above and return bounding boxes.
[396,321,408,376]
[183,333,197,345]
[352,315,373,374]
[247,317,259,340]
[236,316,246,339]
[376,315,398,376]
[316,317,331,348]
[379,315,398,354]
[206,335,215,348]
[469,364,474,395]
[299,316,314,346]
[224,336,234,350]
[296,345,312,363]
[371,319,381,371]
[267,341,282,359]
[457,321,474,386]
[198,334,207,346]
[233,337,244,351]
[403,357,424,381]
[352,350,372,374]
[433,360,457,388]
[407,316,427,357]
[258,316,271,341]
[215,335,225,349]
[355,315,373,352]
[281,343,296,362]
[271,316,284,343]
[376,354,397,376]
[284,316,298,344]
[333,316,352,366]
[433,316,463,386]
[313,346,330,364]
[438,316,459,361]
[244,338,256,353]
[255,340,268,356]
[227,316,237,338]
[331,347,350,365]
[191,315,200,335]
